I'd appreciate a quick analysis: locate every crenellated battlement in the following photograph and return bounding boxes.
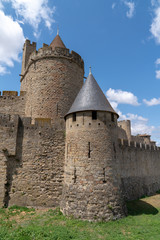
[24,39,36,48]
[0,113,65,132]
[118,138,160,151]
[0,91,26,97]
[20,45,84,81]
[0,92,26,117]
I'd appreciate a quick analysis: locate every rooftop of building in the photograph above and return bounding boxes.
[66,68,118,117]
[50,30,66,50]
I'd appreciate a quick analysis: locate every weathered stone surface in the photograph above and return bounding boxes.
[60,111,127,221]
[20,44,84,122]
[0,35,159,222]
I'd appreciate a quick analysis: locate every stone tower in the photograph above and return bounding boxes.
[60,70,126,221]
[20,32,84,122]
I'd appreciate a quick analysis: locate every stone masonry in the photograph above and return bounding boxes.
[0,32,160,221]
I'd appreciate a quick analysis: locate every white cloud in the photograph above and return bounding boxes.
[150,2,160,44]
[118,111,155,135]
[110,101,118,110]
[0,65,8,75]
[106,88,140,106]
[151,0,160,7]
[156,70,160,79]
[123,1,135,18]
[155,58,160,79]
[2,0,55,37]
[131,121,155,136]
[143,97,160,106]
[0,1,3,9]
[152,126,160,146]
[155,58,160,65]
[112,3,116,9]
[108,88,159,142]
[0,9,25,74]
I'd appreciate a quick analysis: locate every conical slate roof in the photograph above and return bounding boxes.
[50,33,66,50]
[66,72,118,117]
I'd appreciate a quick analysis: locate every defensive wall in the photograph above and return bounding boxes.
[0,113,65,208]
[0,111,160,213]
[118,138,160,201]
[0,34,160,221]
[0,91,26,116]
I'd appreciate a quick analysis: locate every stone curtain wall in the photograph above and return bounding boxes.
[9,118,65,207]
[0,92,26,116]
[118,139,160,201]
[0,114,19,207]
[0,152,7,207]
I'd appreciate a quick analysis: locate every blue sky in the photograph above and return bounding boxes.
[0,0,160,143]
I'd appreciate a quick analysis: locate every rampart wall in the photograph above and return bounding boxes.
[9,118,65,208]
[0,114,19,206]
[118,139,160,201]
[0,114,65,208]
[0,112,160,209]
[0,91,26,116]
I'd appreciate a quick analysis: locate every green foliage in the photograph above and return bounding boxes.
[47,208,63,216]
[8,205,35,212]
[0,198,159,239]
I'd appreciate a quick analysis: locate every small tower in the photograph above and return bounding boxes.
[21,40,36,75]
[60,71,126,221]
[20,32,84,122]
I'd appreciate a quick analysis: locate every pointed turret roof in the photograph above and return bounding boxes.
[66,70,118,117]
[50,31,66,50]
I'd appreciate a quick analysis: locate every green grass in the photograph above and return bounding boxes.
[0,197,160,240]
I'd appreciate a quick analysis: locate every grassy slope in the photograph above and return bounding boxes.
[0,195,160,240]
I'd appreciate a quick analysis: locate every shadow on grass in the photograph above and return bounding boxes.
[126,200,159,216]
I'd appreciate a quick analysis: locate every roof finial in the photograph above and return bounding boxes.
[57,26,59,35]
[89,66,92,75]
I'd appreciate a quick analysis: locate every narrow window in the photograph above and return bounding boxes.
[111,113,114,122]
[74,168,77,183]
[103,168,106,183]
[92,111,97,120]
[73,113,76,122]
[88,142,91,158]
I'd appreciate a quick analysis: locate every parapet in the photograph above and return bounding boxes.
[0,91,26,97]
[2,91,18,96]
[19,116,64,131]
[24,39,36,48]
[20,44,84,81]
[118,138,160,151]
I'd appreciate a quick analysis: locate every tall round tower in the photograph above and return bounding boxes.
[60,70,126,221]
[20,32,84,122]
